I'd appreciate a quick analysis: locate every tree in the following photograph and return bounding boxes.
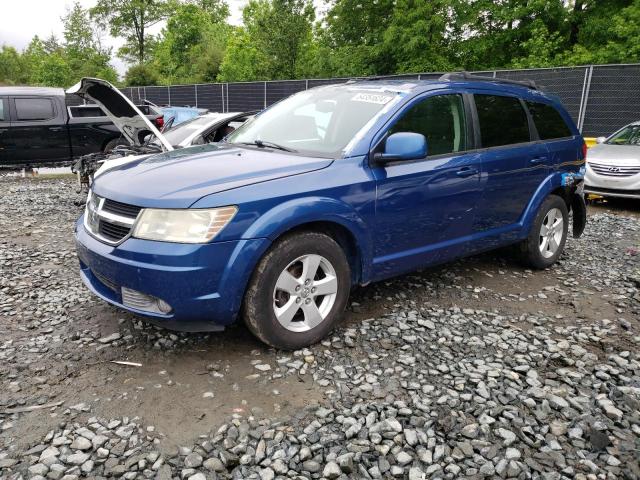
[125,63,161,85]
[62,2,118,83]
[315,0,395,76]
[90,0,176,63]
[0,46,29,85]
[382,0,456,73]
[153,2,230,83]
[186,0,230,23]
[218,0,315,81]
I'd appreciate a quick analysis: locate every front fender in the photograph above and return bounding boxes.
[242,197,374,284]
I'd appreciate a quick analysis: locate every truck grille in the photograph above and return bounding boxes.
[589,162,640,177]
[84,192,141,245]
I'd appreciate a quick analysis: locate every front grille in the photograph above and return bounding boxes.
[103,198,143,217]
[589,162,640,177]
[98,220,130,242]
[93,270,119,292]
[85,193,141,245]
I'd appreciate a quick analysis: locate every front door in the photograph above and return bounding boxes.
[371,93,483,280]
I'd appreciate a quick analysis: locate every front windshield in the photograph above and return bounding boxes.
[160,115,219,145]
[226,87,400,156]
[606,125,640,145]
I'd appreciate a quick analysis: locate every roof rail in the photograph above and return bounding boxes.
[439,71,538,90]
[346,76,387,83]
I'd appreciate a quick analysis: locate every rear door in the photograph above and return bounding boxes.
[524,99,578,172]
[472,93,548,232]
[9,96,71,164]
[0,97,8,165]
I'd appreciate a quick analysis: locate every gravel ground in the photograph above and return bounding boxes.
[0,176,639,480]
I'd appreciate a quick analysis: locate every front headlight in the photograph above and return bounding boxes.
[132,206,238,243]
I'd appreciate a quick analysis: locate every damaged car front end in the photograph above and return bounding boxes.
[67,78,174,188]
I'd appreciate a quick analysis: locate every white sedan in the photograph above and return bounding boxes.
[585,122,640,199]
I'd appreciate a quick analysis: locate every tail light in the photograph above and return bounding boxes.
[155,115,164,130]
[581,141,587,160]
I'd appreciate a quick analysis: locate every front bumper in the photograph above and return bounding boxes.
[75,216,270,331]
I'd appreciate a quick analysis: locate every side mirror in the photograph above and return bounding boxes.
[374,132,427,163]
[596,136,606,144]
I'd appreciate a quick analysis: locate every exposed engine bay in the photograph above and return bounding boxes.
[72,143,164,190]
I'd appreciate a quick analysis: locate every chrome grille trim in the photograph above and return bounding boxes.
[84,192,141,245]
[589,162,640,177]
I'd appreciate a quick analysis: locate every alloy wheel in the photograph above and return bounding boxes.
[272,254,338,332]
[539,207,564,258]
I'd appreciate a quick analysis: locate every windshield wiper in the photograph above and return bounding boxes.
[236,140,296,152]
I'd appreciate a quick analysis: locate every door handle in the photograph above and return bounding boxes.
[530,156,547,165]
[456,167,478,178]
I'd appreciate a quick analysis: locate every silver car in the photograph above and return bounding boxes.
[585,122,640,199]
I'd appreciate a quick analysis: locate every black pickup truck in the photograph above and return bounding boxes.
[0,86,164,167]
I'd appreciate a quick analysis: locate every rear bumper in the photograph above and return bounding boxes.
[75,216,271,331]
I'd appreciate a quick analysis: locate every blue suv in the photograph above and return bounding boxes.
[75,73,587,349]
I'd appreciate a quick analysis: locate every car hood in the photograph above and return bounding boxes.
[588,143,640,165]
[91,144,333,208]
[94,153,152,179]
[66,77,173,152]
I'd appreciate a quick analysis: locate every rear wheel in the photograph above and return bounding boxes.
[520,195,569,269]
[242,232,351,349]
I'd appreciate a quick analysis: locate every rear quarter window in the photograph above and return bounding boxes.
[525,101,573,140]
[14,97,55,121]
[474,94,531,148]
[0,99,5,121]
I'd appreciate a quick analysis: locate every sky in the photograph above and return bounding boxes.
[0,0,250,76]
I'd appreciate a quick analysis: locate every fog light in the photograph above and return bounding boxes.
[156,298,172,314]
[122,287,172,315]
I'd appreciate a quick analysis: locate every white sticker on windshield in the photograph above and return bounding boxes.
[351,92,394,105]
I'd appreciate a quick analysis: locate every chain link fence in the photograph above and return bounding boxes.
[120,64,640,137]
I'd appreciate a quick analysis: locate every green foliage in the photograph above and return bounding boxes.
[0,46,29,85]
[5,0,640,89]
[124,63,161,85]
[90,0,177,63]
[150,2,230,84]
[0,2,117,88]
[218,0,316,81]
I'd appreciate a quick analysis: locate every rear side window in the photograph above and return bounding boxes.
[14,98,55,121]
[390,94,467,156]
[0,99,5,121]
[526,101,572,140]
[475,94,530,147]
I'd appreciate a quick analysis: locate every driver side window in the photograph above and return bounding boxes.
[390,94,468,156]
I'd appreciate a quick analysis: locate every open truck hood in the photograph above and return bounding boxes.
[67,78,173,152]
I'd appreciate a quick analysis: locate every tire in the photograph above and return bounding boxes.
[520,195,569,269]
[104,138,127,153]
[242,232,351,350]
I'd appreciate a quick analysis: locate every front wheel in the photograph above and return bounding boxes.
[242,232,351,349]
[520,195,569,269]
